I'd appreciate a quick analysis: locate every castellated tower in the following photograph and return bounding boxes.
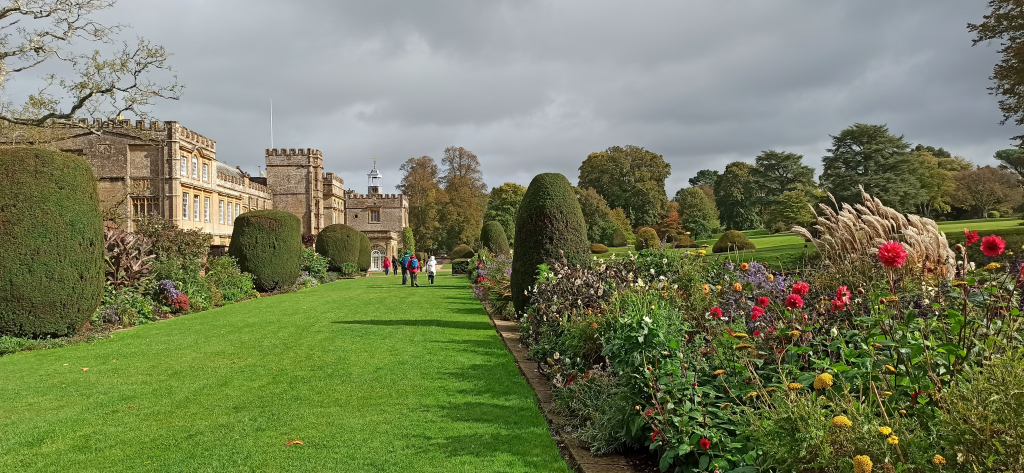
[265,148,324,235]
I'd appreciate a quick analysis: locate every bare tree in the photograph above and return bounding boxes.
[0,0,181,130]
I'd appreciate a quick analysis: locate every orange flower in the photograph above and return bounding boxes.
[740,263,749,270]
[733,283,743,291]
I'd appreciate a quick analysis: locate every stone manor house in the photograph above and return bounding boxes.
[12,119,408,271]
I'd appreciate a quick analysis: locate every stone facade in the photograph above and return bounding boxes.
[343,162,409,269]
[265,148,324,235]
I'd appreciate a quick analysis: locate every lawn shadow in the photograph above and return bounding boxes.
[332,319,493,331]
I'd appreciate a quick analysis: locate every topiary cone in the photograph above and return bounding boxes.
[315,224,371,272]
[480,221,510,254]
[511,173,588,314]
[0,148,105,338]
[229,210,303,291]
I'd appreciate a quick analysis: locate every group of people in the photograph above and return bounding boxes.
[381,251,436,286]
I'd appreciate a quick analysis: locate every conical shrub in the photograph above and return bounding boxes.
[512,173,588,313]
[0,148,104,338]
[712,230,756,253]
[480,221,510,254]
[229,210,303,291]
[315,224,371,272]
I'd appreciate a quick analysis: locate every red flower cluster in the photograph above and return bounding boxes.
[785,294,804,310]
[171,293,190,312]
[750,305,764,321]
[792,281,809,296]
[652,429,663,443]
[757,296,770,307]
[981,234,1006,257]
[878,241,907,268]
[964,228,980,247]
[709,307,723,318]
[831,286,851,312]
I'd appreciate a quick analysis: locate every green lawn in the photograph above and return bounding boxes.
[0,275,569,472]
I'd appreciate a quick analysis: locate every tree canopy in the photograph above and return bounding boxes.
[439,146,487,250]
[578,145,670,228]
[714,161,761,231]
[397,156,445,253]
[484,182,527,245]
[675,186,719,239]
[820,123,924,213]
[970,1,1024,146]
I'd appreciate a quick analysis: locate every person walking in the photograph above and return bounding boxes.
[400,251,411,285]
[408,254,420,287]
[382,253,392,276]
[392,255,400,277]
[426,255,437,285]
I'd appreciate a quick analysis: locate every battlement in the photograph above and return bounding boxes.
[247,180,271,195]
[66,118,217,150]
[266,148,322,157]
[217,172,244,187]
[344,190,405,200]
[175,123,216,150]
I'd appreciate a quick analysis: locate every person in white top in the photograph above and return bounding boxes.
[426,256,437,284]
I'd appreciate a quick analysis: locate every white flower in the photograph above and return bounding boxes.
[830,327,838,337]
[672,285,678,290]
[637,278,644,286]
[650,268,655,275]
[593,256,597,260]
[659,276,666,281]
[643,316,652,323]
[553,352,560,359]
[662,259,668,264]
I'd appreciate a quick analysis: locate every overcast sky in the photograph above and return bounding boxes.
[86,1,1012,195]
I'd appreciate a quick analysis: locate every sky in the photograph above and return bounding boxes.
[44,1,1015,195]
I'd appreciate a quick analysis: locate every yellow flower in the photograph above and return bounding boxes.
[899,410,907,415]
[813,373,834,389]
[952,280,969,287]
[984,262,1002,271]
[713,369,725,376]
[702,284,710,294]
[887,435,899,445]
[732,333,749,339]
[715,285,722,291]
[884,365,897,374]
[764,387,777,394]
[740,263,749,270]
[591,322,599,329]
[932,455,946,466]
[768,274,775,282]
[744,391,759,399]
[733,283,743,291]
[872,343,883,349]
[787,382,803,391]
[853,455,873,473]
[789,330,801,339]
[882,391,893,397]
[697,250,707,256]
[831,415,852,428]
[720,403,732,410]
[734,343,753,350]
[878,426,892,436]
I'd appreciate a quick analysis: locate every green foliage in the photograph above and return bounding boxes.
[763,190,816,233]
[675,186,720,239]
[484,182,527,245]
[941,351,1024,471]
[688,169,720,187]
[512,173,589,313]
[820,123,924,212]
[152,257,211,311]
[339,262,359,277]
[576,187,615,244]
[970,5,1024,146]
[401,226,415,253]
[415,252,427,266]
[0,336,35,356]
[635,227,660,251]
[714,161,762,231]
[204,257,258,305]
[135,217,212,270]
[480,221,510,254]
[712,230,756,253]
[751,150,816,214]
[439,146,488,251]
[451,258,470,275]
[93,282,156,327]
[952,165,1023,218]
[228,210,303,292]
[610,227,627,247]
[995,148,1024,182]
[397,156,444,253]
[578,145,670,228]
[301,248,329,282]
[674,235,697,248]
[357,235,371,272]
[590,243,609,254]
[450,244,475,260]
[315,224,370,273]
[989,210,1002,218]
[0,148,104,338]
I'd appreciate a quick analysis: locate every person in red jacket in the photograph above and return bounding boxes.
[382,254,392,275]
[408,254,420,287]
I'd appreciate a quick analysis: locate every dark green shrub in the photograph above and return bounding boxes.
[591,243,609,254]
[989,210,1002,219]
[634,227,660,251]
[452,258,471,275]
[415,252,428,265]
[712,230,756,253]
[451,244,475,260]
[611,227,627,247]
[511,173,589,313]
[205,256,258,305]
[358,235,371,272]
[674,235,698,248]
[315,224,370,272]
[0,148,104,338]
[941,351,1024,471]
[228,210,303,292]
[401,226,415,253]
[480,221,510,254]
[135,217,211,269]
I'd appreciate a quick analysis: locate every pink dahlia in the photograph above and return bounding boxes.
[877,241,907,268]
[981,234,1006,257]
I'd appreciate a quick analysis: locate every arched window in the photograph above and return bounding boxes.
[192,156,198,179]
[370,247,385,271]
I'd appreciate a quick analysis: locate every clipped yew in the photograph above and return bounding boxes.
[611,227,628,247]
[512,173,588,313]
[450,244,475,260]
[315,224,371,273]
[0,148,104,338]
[591,243,609,254]
[480,221,510,254]
[713,230,756,253]
[635,227,660,251]
[229,210,303,291]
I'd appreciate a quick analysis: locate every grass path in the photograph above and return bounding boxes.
[0,275,570,472]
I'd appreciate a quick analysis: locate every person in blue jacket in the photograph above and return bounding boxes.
[408,254,420,287]
[400,251,411,285]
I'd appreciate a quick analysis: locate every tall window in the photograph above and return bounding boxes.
[235,203,240,219]
[227,201,233,223]
[202,163,209,182]
[180,157,187,176]
[204,197,210,222]
[182,192,189,218]
[219,200,225,224]
[194,195,200,221]
[370,209,381,223]
[131,197,159,218]
[192,156,198,179]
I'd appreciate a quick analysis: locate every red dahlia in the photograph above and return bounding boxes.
[751,305,764,321]
[980,234,1006,257]
[964,228,980,247]
[836,286,851,304]
[709,307,723,318]
[792,281,809,296]
[757,296,770,307]
[785,294,804,310]
[877,241,907,268]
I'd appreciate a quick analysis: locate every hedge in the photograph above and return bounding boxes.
[511,173,588,313]
[0,148,105,338]
[674,235,698,248]
[591,243,609,254]
[451,258,471,275]
[315,224,370,272]
[712,230,756,253]
[401,226,415,253]
[229,210,303,291]
[480,221,510,254]
[451,244,475,260]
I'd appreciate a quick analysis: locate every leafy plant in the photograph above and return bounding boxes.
[103,227,155,289]
[301,248,329,282]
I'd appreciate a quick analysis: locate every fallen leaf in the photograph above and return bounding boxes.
[81,368,89,371]
[285,439,304,446]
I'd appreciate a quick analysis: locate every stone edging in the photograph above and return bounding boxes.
[486,313,639,473]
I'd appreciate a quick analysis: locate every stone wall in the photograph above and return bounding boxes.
[265,148,323,235]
